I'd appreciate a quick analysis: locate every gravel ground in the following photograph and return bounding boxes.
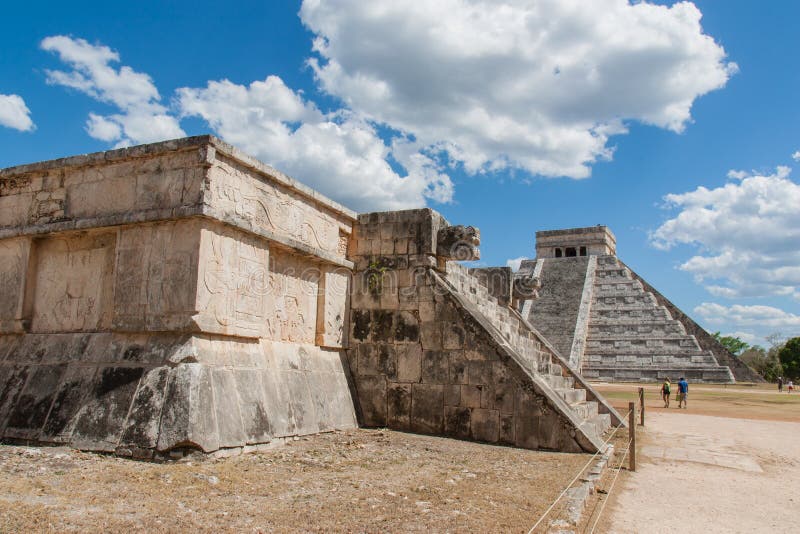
[0,429,590,533]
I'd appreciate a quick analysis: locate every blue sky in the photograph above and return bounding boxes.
[2,0,799,347]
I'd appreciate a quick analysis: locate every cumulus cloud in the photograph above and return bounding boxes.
[300,0,736,179]
[0,94,35,131]
[41,35,184,147]
[506,256,529,272]
[650,166,800,299]
[792,151,800,162]
[695,303,800,334]
[41,35,451,211]
[176,76,452,211]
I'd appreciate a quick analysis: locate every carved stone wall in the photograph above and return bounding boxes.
[346,209,609,453]
[0,136,358,457]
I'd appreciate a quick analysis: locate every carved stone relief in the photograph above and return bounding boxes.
[208,159,350,257]
[32,232,116,333]
[265,252,319,344]
[195,225,269,338]
[0,237,31,332]
[113,221,201,331]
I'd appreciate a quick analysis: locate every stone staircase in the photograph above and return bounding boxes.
[444,263,613,437]
[582,256,734,382]
[518,257,591,360]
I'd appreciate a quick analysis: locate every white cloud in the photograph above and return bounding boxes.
[695,303,800,341]
[0,94,35,131]
[176,76,452,211]
[41,35,184,146]
[792,151,800,162]
[650,166,800,299]
[506,256,528,272]
[726,169,749,180]
[41,36,452,211]
[724,330,759,345]
[300,0,735,179]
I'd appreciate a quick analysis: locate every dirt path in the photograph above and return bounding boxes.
[602,412,800,533]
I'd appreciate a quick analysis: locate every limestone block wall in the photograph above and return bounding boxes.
[345,209,605,453]
[0,136,358,457]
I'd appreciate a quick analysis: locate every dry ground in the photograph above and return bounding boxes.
[586,382,800,534]
[0,429,589,533]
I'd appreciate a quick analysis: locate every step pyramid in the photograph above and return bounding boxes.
[518,226,760,383]
[582,255,734,382]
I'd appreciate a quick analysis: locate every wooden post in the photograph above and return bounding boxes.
[628,401,636,472]
[638,387,645,426]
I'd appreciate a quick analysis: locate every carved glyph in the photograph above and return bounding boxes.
[209,159,348,257]
[265,252,319,344]
[196,225,269,338]
[32,233,116,332]
[113,221,201,331]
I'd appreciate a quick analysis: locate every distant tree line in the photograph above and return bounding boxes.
[712,332,800,382]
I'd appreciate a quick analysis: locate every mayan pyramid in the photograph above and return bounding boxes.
[518,226,760,383]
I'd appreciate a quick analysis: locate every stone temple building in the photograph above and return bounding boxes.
[0,136,752,459]
[518,226,759,383]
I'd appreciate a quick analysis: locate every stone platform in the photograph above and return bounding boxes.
[0,137,624,457]
[0,136,358,457]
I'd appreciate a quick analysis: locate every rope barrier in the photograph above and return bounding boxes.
[587,436,633,534]
[526,408,633,534]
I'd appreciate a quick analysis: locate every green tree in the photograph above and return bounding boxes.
[712,332,750,356]
[778,337,800,379]
[739,346,783,382]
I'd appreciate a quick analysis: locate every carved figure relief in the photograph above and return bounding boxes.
[200,231,268,336]
[32,233,115,332]
[211,163,344,255]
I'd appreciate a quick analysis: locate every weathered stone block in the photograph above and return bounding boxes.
[443,323,466,350]
[421,350,448,383]
[448,351,468,384]
[232,369,272,444]
[410,383,444,434]
[157,363,219,452]
[387,383,411,430]
[71,366,145,452]
[444,406,471,439]
[355,375,387,427]
[460,385,482,408]
[117,366,170,451]
[396,344,422,382]
[4,364,67,439]
[471,408,500,442]
[212,368,248,448]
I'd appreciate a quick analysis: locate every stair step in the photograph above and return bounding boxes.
[558,388,587,404]
[571,400,599,420]
[590,413,612,435]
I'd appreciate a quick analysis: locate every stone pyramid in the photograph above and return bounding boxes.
[518,226,760,383]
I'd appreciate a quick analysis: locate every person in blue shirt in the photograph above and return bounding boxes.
[677,377,688,409]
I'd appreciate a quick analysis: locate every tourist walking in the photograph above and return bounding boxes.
[778,376,783,392]
[677,377,688,408]
[661,378,671,408]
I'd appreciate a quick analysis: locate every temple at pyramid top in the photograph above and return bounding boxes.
[535,225,616,258]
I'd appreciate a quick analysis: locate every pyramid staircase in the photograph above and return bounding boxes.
[581,256,734,382]
[443,263,623,440]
